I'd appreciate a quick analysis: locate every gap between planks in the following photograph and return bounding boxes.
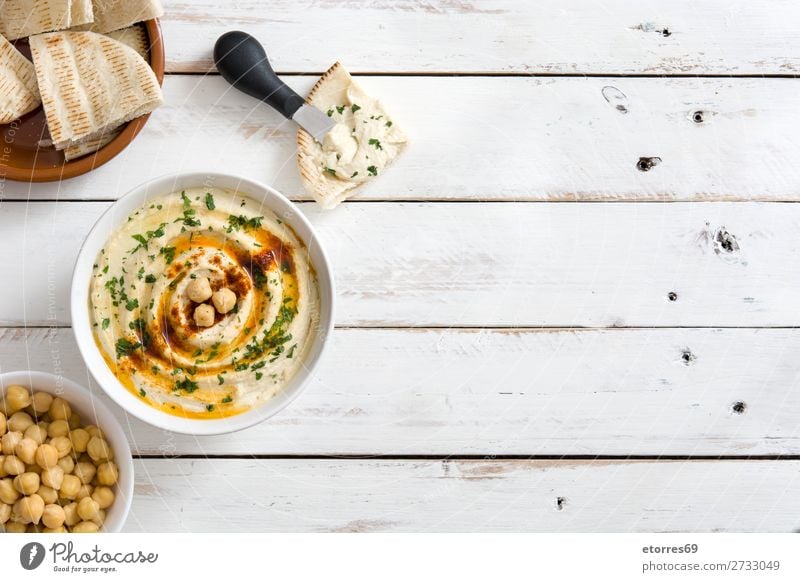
[132,454,800,461]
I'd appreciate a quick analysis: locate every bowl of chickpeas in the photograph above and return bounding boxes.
[0,371,133,533]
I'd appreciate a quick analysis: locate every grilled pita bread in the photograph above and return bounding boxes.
[297,62,406,209]
[0,33,41,124]
[106,23,149,59]
[86,0,163,34]
[0,0,94,41]
[30,30,162,150]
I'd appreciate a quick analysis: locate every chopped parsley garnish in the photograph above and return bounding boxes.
[101,318,110,330]
[137,267,145,280]
[351,104,361,113]
[125,298,139,311]
[217,374,225,385]
[368,138,383,150]
[255,372,263,380]
[115,338,141,359]
[324,167,337,177]
[145,274,157,284]
[326,108,334,117]
[226,214,264,233]
[221,395,233,404]
[287,344,297,358]
[130,222,168,253]
[206,404,215,412]
[160,246,176,264]
[204,192,215,211]
[139,389,146,398]
[385,120,393,127]
[336,105,345,114]
[176,192,201,227]
[175,378,199,393]
[367,165,378,176]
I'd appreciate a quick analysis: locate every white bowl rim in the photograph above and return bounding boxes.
[0,370,134,533]
[70,171,336,436]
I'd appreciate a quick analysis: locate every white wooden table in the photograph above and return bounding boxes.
[2,0,800,532]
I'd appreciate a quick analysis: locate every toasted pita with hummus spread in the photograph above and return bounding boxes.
[0,0,94,40]
[85,0,163,34]
[30,30,163,150]
[0,34,41,124]
[297,62,407,209]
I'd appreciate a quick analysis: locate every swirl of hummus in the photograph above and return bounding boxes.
[89,187,320,418]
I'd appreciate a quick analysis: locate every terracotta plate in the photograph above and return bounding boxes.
[0,19,165,183]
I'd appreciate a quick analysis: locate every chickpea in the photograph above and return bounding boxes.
[41,466,64,490]
[24,424,48,445]
[49,398,72,421]
[48,419,70,438]
[3,386,31,414]
[68,413,81,430]
[34,443,59,469]
[212,287,237,314]
[70,428,90,453]
[194,303,215,327]
[0,502,10,524]
[87,437,113,463]
[13,472,40,495]
[62,502,79,526]
[7,412,33,433]
[187,276,213,303]
[3,521,26,533]
[37,484,58,504]
[77,496,101,521]
[71,521,99,533]
[41,503,66,528]
[76,484,94,501]
[85,425,105,439]
[90,509,106,527]
[91,486,115,509]
[31,391,53,415]
[14,438,37,465]
[3,455,25,476]
[0,411,6,436]
[49,436,72,458]
[0,455,5,478]
[12,494,44,524]
[57,455,75,474]
[73,461,96,485]
[96,462,119,486]
[59,474,81,500]
[1,430,21,455]
[0,478,19,504]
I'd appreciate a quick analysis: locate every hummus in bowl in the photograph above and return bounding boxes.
[71,173,334,435]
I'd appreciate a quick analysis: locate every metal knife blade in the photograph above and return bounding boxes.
[292,105,337,143]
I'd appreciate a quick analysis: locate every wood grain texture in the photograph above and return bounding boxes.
[2,327,799,456]
[124,459,800,532]
[160,0,800,75]
[4,76,800,202]
[1,201,798,327]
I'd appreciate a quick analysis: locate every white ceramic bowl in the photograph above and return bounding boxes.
[70,172,335,435]
[0,371,134,533]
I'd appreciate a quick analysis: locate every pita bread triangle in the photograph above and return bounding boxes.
[297,62,407,209]
[0,0,94,41]
[86,0,164,34]
[0,33,41,124]
[29,30,163,150]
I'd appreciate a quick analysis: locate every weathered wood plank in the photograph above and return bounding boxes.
[160,0,800,75]
[125,459,800,532]
[4,76,800,202]
[1,201,798,327]
[2,327,799,456]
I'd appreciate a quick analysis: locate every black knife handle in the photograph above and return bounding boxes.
[213,31,305,120]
